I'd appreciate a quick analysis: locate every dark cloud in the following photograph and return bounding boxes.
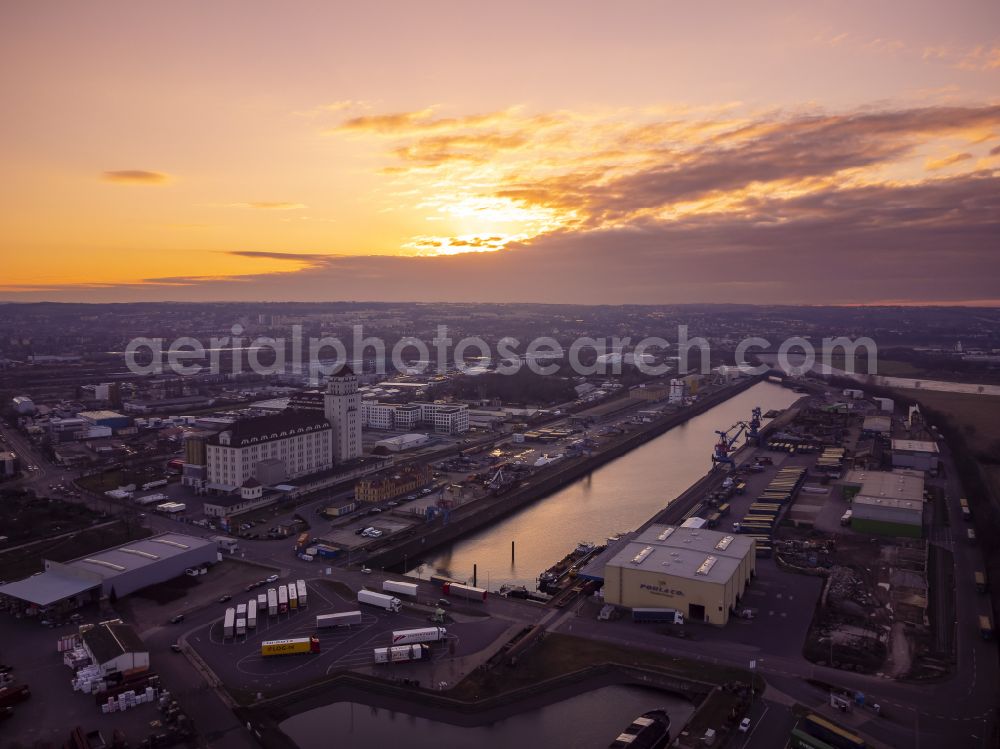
[8,172,997,306]
[101,170,170,184]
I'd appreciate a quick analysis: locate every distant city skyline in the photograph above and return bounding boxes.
[2,1,998,305]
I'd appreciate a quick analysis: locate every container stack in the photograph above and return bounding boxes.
[63,647,91,669]
[72,664,103,693]
[99,686,159,714]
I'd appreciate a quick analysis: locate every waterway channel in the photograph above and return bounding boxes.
[280,683,694,748]
[411,381,799,590]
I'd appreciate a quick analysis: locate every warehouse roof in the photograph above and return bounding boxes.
[633,525,755,561]
[853,495,923,512]
[844,470,925,503]
[606,541,743,584]
[890,439,939,454]
[62,532,215,581]
[82,622,146,664]
[0,570,100,607]
[862,415,891,432]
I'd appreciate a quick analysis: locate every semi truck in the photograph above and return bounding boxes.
[267,588,278,616]
[374,644,428,664]
[223,608,236,638]
[391,627,446,645]
[632,608,685,625]
[288,583,298,610]
[257,593,267,610]
[260,636,321,657]
[442,582,487,602]
[247,600,257,629]
[278,585,288,613]
[296,579,308,607]
[316,611,362,628]
[236,617,246,636]
[382,580,418,598]
[236,603,247,619]
[358,589,402,612]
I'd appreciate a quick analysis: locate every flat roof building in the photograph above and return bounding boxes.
[0,532,216,613]
[842,470,926,538]
[890,439,940,472]
[602,525,756,627]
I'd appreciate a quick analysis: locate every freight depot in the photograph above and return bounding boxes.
[188,580,511,689]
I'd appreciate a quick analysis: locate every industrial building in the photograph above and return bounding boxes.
[80,621,149,677]
[0,533,217,614]
[861,415,892,435]
[602,524,756,626]
[842,470,926,538]
[78,410,132,430]
[374,433,429,452]
[890,439,940,473]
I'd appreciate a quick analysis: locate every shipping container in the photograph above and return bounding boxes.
[257,593,267,609]
[278,585,288,614]
[223,608,235,639]
[374,644,428,663]
[442,582,487,602]
[391,627,446,645]
[247,599,257,629]
[260,636,321,657]
[382,580,418,598]
[317,611,362,628]
[288,583,298,610]
[267,588,278,616]
[296,579,308,607]
[236,617,246,636]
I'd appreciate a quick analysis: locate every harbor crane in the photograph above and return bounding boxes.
[747,407,763,444]
[711,421,748,467]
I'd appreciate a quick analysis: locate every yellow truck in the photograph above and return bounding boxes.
[260,636,320,657]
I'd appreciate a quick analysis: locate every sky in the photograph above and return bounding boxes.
[1,1,998,305]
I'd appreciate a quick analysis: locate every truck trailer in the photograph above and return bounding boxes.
[391,627,446,645]
[267,588,278,616]
[257,593,267,609]
[374,644,428,664]
[358,589,402,612]
[247,600,257,629]
[296,579,308,607]
[316,611,363,628]
[442,582,487,602]
[288,583,298,610]
[260,636,321,657]
[278,585,288,613]
[236,617,246,636]
[632,608,685,625]
[223,608,236,638]
[382,580,418,598]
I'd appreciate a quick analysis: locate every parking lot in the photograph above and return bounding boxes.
[188,579,511,693]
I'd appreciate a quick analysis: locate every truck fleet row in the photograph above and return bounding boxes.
[223,579,308,638]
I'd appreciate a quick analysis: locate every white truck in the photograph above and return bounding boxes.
[316,611,362,628]
[236,603,247,619]
[278,586,289,613]
[267,588,278,616]
[391,627,446,645]
[374,644,428,664]
[257,593,267,610]
[296,579,308,608]
[288,583,298,610]
[358,589,402,612]
[382,580,418,598]
[223,608,235,639]
[236,617,247,636]
[212,535,239,553]
[247,599,257,629]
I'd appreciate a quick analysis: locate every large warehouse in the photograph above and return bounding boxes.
[602,524,756,627]
[842,470,926,538]
[890,439,940,473]
[0,532,217,615]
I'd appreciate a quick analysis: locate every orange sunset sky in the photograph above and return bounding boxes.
[1,1,998,305]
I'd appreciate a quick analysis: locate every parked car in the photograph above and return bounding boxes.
[265,574,279,583]
[170,643,183,653]
[360,566,372,574]
[218,594,232,603]
[738,718,751,733]
[169,614,185,624]
[436,598,452,608]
